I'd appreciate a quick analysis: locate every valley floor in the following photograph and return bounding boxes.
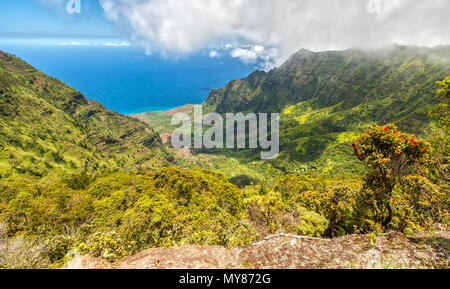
[67,227,449,269]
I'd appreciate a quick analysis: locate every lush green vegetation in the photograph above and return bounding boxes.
[0,49,448,269]
[0,168,252,267]
[0,167,347,267]
[1,150,447,268]
[1,107,448,268]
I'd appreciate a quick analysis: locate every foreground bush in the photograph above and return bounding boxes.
[0,163,447,268]
[351,124,432,229]
[274,174,361,237]
[245,191,329,238]
[0,167,249,266]
[391,175,449,232]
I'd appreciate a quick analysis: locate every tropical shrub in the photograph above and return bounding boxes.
[351,124,432,229]
[274,174,361,237]
[425,76,450,189]
[63,171,94,190]
[434,76,450,132]
[245,191,328,238]
[79,232,127,261]
[391,175,449,232]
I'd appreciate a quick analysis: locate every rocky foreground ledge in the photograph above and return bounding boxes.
[67,229,449,269]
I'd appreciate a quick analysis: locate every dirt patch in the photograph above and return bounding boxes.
[129,114,145,121]
[67,230,449,269]
[165,104,195,116]
[166,108,181,116]
[160,133,171,144]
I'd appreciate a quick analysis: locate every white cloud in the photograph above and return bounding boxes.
[208,50,220,58]
[59,41,91,46]
[224,43,235,50]
[103,41,131,46]
[99,0,450,67]
[229,45,277,69]
[253,45,264,53]
[231,48,258,64]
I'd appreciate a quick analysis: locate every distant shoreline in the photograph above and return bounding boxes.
[123,106,179,116]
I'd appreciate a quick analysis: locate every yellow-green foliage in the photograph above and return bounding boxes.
[0,167,358,266]
[355,175,449,234]
[435,76,450,131]
[392,175,449,232]
[245,191,329,238]
[0,167,250,265]
[0,164,448,268]
[274,174,361,237]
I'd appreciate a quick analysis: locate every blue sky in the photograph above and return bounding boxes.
[0,0,122,41]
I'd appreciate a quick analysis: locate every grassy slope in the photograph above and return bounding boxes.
[0,51,172,178]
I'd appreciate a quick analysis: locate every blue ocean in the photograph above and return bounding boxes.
[0,45,255,115]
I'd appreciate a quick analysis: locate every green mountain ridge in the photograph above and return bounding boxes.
[205,46,450,113]
[201,46,450,176]
[0,51,172,177]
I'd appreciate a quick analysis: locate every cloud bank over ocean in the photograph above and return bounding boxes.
[99,0,450,67]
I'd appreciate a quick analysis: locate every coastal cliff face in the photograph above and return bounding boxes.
[0,51,172,177]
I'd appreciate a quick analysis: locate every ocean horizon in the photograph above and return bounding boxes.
[0,44,256,115]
